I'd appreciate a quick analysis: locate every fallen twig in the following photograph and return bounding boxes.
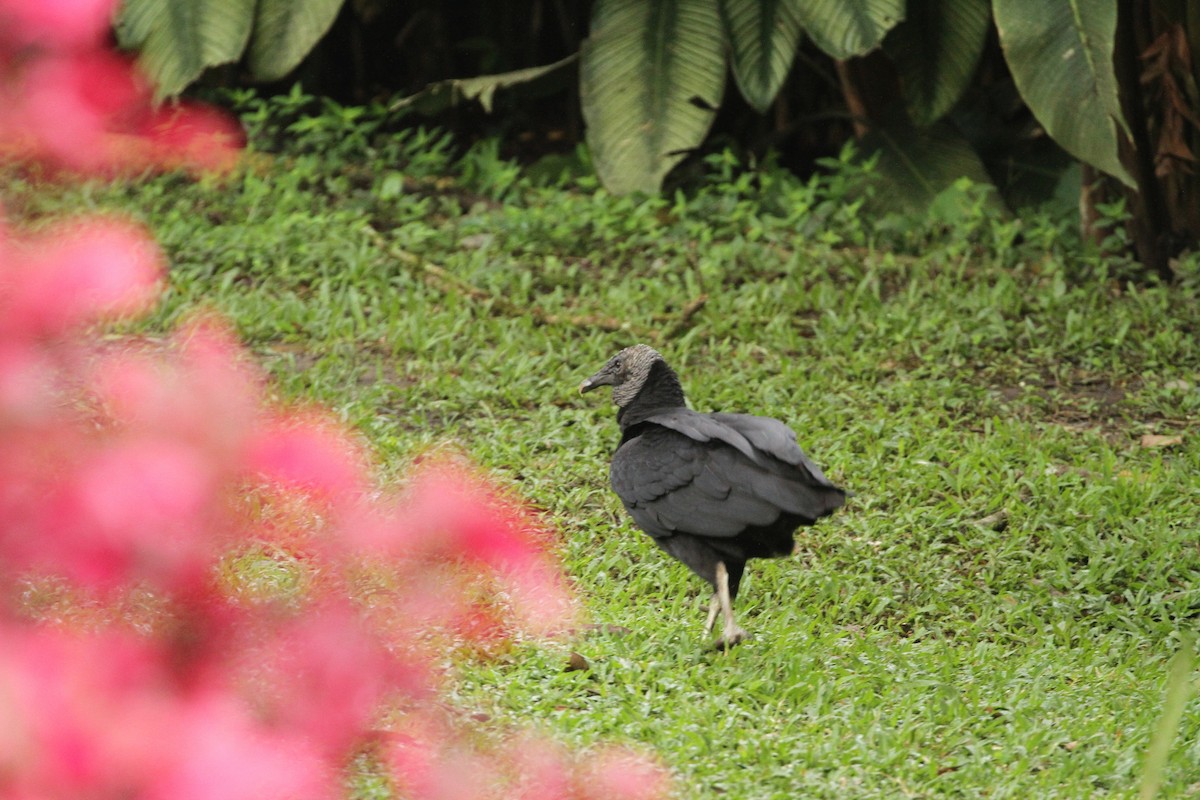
[421,261,634,333]
[367,228,705,341]
[660,293,708,340]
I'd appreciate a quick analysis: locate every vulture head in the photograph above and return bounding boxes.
[579,344,676,408]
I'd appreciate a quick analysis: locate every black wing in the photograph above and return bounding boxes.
[609,422,843,541]
[709,412,840,487]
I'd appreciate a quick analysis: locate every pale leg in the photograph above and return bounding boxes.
[713,561,749,649]
[704,593,720,635]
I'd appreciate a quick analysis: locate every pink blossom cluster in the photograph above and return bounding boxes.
[0,2,670,797]
[0,260,656,797]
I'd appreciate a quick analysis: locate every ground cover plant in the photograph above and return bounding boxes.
[4,88,1200,798]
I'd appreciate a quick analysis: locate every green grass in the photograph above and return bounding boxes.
[5,103,1200,798]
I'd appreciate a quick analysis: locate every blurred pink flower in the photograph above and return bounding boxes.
[244,415,369,501]
[0,0,241,174]
[2,51,145,171]
[393,464,555,567]
[507,737,575,800]
[357,463,577,635]
[0,626,175,798]
[237,601,431,757]
[2,217,163,338]
[0,341,55,419]
[0,0,115,49]
[149,692,334,800]
[0,7,671,795]
[64,437,215,589]
[87,321,263,455]
[387,728,439,799]
[138,101,244,173]
[580,749,672,800]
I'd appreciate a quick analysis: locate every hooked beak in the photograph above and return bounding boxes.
[578,375,602,394]
[579,364,617,395]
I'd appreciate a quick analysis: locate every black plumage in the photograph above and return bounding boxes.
[580,344,846,648]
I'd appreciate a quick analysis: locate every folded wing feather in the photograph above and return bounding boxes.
[609,414,839,540]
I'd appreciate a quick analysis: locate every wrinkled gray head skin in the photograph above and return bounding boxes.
[578,344,664,407]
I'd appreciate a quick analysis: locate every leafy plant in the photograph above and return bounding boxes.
[719,0,806,113]
[115,0,346,98]
[883,0,991,128]
[993,0,1132,186]
[110,0,1200,278]
[579,0,727,195]
[579,0,902,194]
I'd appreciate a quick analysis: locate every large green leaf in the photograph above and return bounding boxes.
[862,119,1003,215]
[884,0,990,127]
[720,0,805,113]
[581,0,726,195]
[391,55,578,116]
[117,0,253,99]
[993,0,1134,186]
[248,0,346,81]
[795,0,904,60]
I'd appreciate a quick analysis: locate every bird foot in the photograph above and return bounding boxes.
[711,626,751,651]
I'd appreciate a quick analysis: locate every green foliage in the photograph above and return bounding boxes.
[220,86,455,172]
[116,0,344,97]
[1139,636,1196,800]
[580,0,726,195]
[720,0,805,113]
[578,0,908,194]
[116,0,253,99]
[457,139,524,200]
[390,54,579,116]
[993,0,1135,187]
[884,0,991,127]
[114,0,1152,219]
[6,97,1200,796]
[861,120,1000,216]
[246,0,346,81]
[793,0,904,59]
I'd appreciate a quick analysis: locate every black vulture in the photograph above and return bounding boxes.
[579,344,846,649]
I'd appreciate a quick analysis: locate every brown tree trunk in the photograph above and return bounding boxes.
[834,50,904,137]
[1079,164,1107,249]
[1112,0,1178,281]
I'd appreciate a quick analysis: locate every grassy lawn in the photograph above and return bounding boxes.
[6,101,1200,798]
